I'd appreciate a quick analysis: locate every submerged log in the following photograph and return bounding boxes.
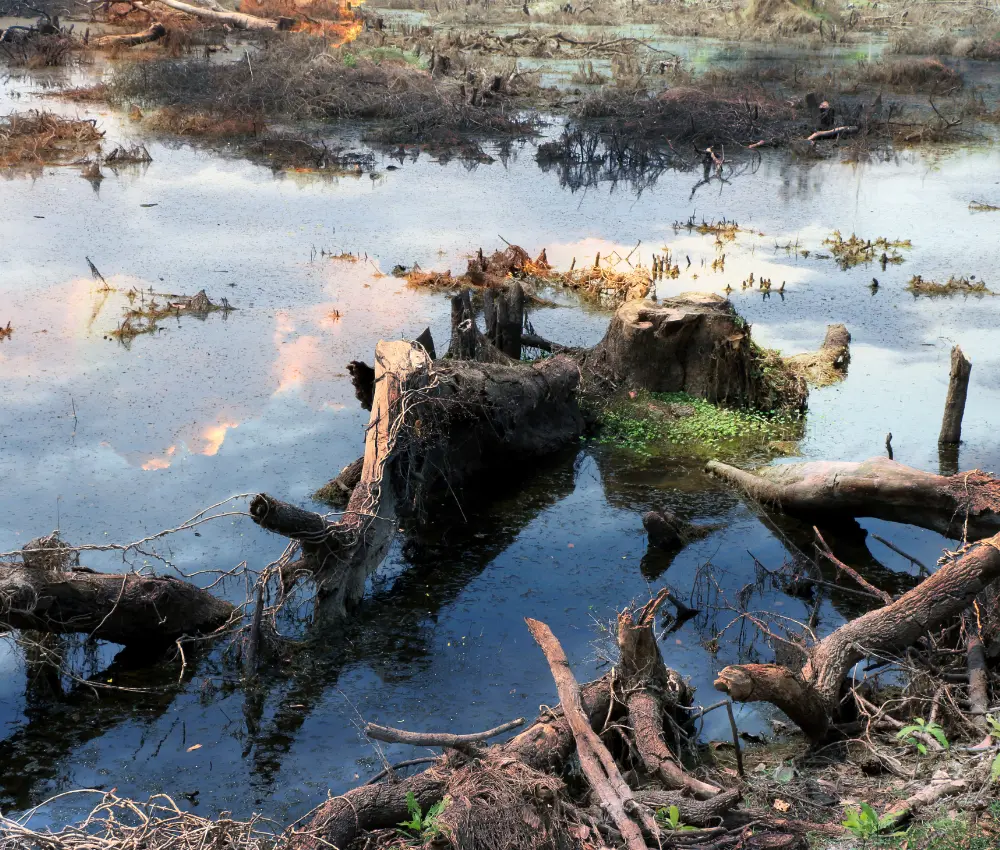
[92,22,166,48]
[2,537,235,646]
[581,294,807,410]
[715,531,1000,739]
[707,456,1000,540]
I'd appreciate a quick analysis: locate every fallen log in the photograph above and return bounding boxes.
[253,340,583,616]
[92,22,166,48]
[878,772,967,832]
[715,530,1000,740]
[808,125,859,142]
[784,323,851,386]
[2,535,235,646]
[707,456,1000,540]
[144,0,281,28]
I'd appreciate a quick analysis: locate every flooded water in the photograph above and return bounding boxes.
[3,51,1000,829]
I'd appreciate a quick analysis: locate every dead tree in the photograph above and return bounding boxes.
[939,344,971,445]
[707,456,1000,540]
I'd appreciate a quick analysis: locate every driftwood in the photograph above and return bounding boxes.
[1,536,235,646]
[715,530,1000,739]
[808,125,859,142]
[92,22,166,48]
[365,717,525,749]
[939,344,971,444]
[707,456,1000,540]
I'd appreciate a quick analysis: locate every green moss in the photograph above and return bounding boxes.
[595,391,803,459]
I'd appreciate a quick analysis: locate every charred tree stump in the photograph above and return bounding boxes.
[448,289,478,360]
[939,344,971,445]
[484,281,525,359]
[707,456,1000,540]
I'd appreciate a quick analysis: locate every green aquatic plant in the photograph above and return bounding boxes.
[398,792,449,840]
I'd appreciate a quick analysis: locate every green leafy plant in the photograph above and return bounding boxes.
[841,802,900,840]
[896,717,949,755]
[397,792,449,839]
[656,805,699,832]
[985,715,1000,781]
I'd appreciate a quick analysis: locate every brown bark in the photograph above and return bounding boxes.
[634,788,741,826]
[878,774,967,831]
[581,294,807,410]
[617,591,721,799]
[939,344,971,444]
[715,532,1000,739]
[526,617,656,850]
[92,22,166,48]
[784,323,851,386]
[707,456,1000,540]
[965,610,989,730]
[0,561,235,646]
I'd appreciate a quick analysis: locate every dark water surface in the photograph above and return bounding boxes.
[2,58,1000,828]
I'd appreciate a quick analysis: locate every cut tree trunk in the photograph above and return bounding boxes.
[939,345,971,445]
[715,531,1000,740]
[92,22,166,48]
[580,293,807,410]
[707,456,1000,540]
[484,281,525,359]
[252,340,583,616]
[784,323,851,386]
[0,560,235,646]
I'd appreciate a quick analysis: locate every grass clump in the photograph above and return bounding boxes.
[823,231,911,270]
[853,58,962,92]
[597,391,802,459]
[0,110,102,168]
[906,275,993,296]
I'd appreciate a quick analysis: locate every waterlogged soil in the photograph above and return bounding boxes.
[4,55,1000,829]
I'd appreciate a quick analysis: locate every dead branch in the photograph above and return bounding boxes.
[364,717,526,749]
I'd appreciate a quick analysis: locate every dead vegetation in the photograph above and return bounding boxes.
[106,36,538,144]
[0,111,103,168]
[852,57,963,92]
[109,288,233,342]
[906,275,993,297]
[823,230,911,270]
[0,321,12,340]
[405,242,651,306]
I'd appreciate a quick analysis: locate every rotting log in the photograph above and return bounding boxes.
[580,293,807,410]
[92,22,166,48]
[1,538,235,646]
[634,788,741,826]
[707,456,1000,540]
[784,323,851,387]
[715,531,1000,740]
[939,344,971,445]
[253,340,583,616]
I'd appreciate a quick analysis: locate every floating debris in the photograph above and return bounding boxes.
[110,290,234,342]
[673,215,747,243]
[905,275,993,296]
[969,200,1000,212]
[104,143,153,164]
[0,321,12,340]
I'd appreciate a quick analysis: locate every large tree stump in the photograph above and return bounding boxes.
[581,294,807,410]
